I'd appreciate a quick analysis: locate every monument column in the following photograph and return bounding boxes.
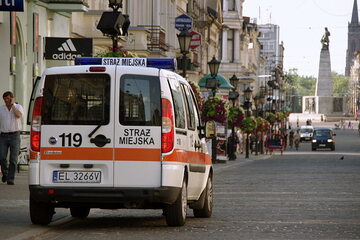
[315,27,334,115]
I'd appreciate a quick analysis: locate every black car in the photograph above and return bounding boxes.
[311,128,336,151]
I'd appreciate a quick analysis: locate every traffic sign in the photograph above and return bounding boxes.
[0,0,24,11]
[175,14,192,31]
[189,31,201,49]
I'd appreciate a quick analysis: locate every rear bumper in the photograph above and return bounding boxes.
[29,185,180,208]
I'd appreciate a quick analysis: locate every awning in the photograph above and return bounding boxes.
[198,74,234,89]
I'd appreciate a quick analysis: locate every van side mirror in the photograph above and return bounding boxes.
[205,120,216,138]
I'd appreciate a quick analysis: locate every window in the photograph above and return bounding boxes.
[168,78,186,129]
[42,74,110,125]
[227,29,234,62]
[228,0,236,11]
[120,75,161,126]
[182,84,196,130]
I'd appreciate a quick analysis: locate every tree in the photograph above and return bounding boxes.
[332,72,350,97]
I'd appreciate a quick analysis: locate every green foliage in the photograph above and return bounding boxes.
[284,68,316,97]
[332,72,350,97]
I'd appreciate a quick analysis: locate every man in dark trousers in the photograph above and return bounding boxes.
[0,91,24,185]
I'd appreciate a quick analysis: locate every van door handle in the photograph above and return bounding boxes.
[194,141,202,151]
[90,134,111,147]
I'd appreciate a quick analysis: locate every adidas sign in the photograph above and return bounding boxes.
[52,39,81,60]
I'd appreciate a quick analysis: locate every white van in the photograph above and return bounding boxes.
[299,125,314,142]
[27,58,213,226]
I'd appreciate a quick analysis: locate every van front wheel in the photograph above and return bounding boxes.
[30,197,54,225]
[165,178,187,226]
[70,207,90,219]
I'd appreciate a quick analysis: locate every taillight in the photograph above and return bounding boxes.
[161,98,174,153]
[31,97,43,152]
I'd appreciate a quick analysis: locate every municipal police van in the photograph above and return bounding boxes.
[28,57,213,226]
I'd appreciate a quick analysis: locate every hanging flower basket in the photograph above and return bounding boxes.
[254,117,270,134]
[189,81,204,109]
[275,111,285,122]
[201,97,227,124]
[265,112,276,124]
[241,116,257,133]
[228,106,245,128]
[95,46,138,57]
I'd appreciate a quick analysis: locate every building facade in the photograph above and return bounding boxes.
[345,0,360,76]
[0,0,88,130]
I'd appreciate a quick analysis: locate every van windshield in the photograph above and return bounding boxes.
[42,74,110,125]
[300,128,313,133]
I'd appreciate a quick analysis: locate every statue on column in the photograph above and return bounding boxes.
[320,27,330,50]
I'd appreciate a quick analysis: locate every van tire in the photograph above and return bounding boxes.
[193,175,213,218]
[70,207,90,219]
[30,197,54,225]
[165,178,187,226]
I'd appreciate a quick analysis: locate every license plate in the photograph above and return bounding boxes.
[319,144,326,147]
[53,170,101,183]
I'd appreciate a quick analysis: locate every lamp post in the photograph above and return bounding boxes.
[259,85,266,154]
[243,86,253,159]
[206,56,221,163]
[177,30,192,78]
[253,95,260,156]
[228,74,239,161]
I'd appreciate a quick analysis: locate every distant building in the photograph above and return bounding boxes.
[345,0,360,76]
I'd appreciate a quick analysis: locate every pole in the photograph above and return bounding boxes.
[245,106,250,159]
[182,53,187,78]
[112,35,118,52]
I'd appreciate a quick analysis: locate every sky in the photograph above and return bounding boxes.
[243,0,355,77]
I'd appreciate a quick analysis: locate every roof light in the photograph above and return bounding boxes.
[75,57,176,70]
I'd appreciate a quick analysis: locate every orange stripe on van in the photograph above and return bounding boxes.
[163,149,212,165]
[40,147,112,160]
[115,148,161,161]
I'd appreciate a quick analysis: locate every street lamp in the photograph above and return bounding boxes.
[253,95,260,156]
[97,0,130,52]
[208,56,221,77]
[108,0,123,11]
[243,86,253,159]
[206,56,220,164]
[177,30,192,78]
[228,74,239,161]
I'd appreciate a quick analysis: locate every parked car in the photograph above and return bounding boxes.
[299,125,314,142]
[311,128,336,151]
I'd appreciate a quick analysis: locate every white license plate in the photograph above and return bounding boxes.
[53,170,101,183]
[319,144,326,147]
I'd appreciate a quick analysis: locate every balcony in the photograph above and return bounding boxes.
[139,25,169,53]
[38,0,89,12]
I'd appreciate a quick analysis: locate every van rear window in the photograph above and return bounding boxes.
[42,74,110,125]
[119,75,161,126]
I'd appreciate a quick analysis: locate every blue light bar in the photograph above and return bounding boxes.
[75,57,176,70]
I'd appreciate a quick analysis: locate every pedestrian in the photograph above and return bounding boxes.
[236,130,243,154]
[293,129,301,151]
[0,91,24,185]
[348,121,352,129]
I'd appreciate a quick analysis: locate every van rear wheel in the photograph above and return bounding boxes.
[193,175,213,218]
[70,207,90,219]
[30,197,54,225]
[165,178,187,226]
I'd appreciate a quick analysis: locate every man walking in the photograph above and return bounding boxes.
[0,91,24,185]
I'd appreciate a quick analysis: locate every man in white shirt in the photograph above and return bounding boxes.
[0,91,24,185]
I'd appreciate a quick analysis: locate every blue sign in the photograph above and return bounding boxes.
[175,14,192,31]
[0,0,24,11]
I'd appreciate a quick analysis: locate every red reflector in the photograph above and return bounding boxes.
[31,131,40,151]
[48,189,55,194]
[89,66,106,72]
